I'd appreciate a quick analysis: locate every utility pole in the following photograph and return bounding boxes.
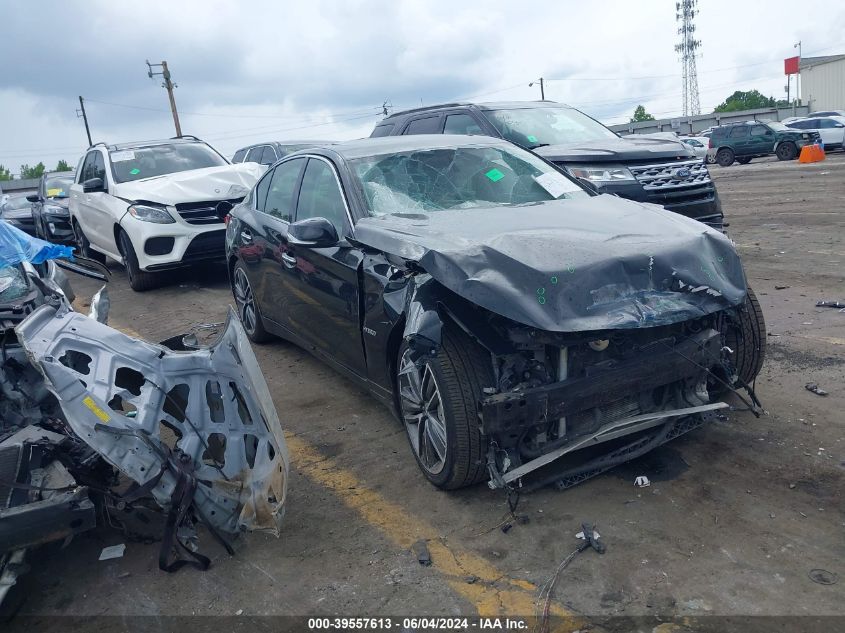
[675,0,702,116]
[146,60,182,137]
[76,96,92,146]
[794,41,802,107]
[529,78,545,100]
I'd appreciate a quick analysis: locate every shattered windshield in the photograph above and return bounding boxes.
[44,175,74,198]
[110,143,227,183]
[352,145,587,216]
[0,265,29,302]
[484,107,619,148]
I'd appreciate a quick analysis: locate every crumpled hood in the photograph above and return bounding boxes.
[534,135,693,163]
[353,195,747,332]
[114,163,262,204]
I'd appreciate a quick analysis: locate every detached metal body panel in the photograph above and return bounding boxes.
[17,305,289,537]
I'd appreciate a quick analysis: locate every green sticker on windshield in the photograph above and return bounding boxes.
[130,168,140,175]
[485,168,505,182]
[527,135,538,143]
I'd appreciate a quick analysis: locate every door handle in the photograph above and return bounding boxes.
[240,229,253,243]
[281,252,297,268]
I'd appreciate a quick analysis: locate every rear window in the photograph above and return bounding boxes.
[232,149,247,163]
[728,127,749,138]
[370,123,395,138]
[712,127,727,137]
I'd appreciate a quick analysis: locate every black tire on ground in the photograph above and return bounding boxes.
[725,286,767,386]
[736,157,753,165]
[72,220,106,263]
[118,230,159,292]
[397,325,493,489]
[716,148,735,167]
[776,142,798,161]
[231,260,273,343]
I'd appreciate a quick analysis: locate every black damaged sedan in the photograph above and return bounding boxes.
[225,135,765,490]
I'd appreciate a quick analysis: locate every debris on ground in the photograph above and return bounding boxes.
[815,300,844,309]
[774,285,790,290]
[412,540,432,567]
[635,475,651,487]
[808,569,838,585]
[98,544,126,561]
[538,522,606,631]
[804,383,829,397]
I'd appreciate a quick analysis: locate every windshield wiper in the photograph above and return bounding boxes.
[528,143,550,150]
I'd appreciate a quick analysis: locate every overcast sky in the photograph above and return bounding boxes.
[1,0,843,175]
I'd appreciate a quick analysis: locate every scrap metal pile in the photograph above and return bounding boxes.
[0,221,288,603]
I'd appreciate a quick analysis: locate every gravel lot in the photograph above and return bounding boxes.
[7,153,844,627]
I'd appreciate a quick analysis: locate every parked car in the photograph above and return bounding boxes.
[679,136,710,161]
[225,135,765,490]
[809,110,845,118]
[784,116,845,150]
[231,141,329,167]
[27,171,75,244]
[371,101,723,229]
[707,121,820,166]
[69,136,262,291]
[0,193,37,236]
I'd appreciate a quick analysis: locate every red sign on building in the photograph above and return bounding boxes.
[784,56,800,75]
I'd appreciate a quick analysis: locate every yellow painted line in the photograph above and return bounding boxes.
[288,434,581,623]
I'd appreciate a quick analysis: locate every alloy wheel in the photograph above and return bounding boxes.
[233,267,258,334]
[398,350,448,475]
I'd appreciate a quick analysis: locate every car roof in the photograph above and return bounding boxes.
[383,100,571,121]
[322,134,513,160]
[89,137,207,152]
[237,140,333,150]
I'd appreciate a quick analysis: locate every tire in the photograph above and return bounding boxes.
[396,324,493,489]
[725,287,767,386]
[736,157,752,165]
[776,142,797,161]
[231,261,273,343]
[118,230,159,292]
[716,148,735,167]
[72,220,106,263]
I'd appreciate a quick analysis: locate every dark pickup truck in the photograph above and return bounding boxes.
[372,101,723,229]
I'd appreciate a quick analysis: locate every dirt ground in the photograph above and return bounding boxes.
[6,153,845,627]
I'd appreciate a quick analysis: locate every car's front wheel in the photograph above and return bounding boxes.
[118,230,159,292]
[231,261,272,343]
[716,148,735,167]
[396,325,492,489]
[776,142,798,161]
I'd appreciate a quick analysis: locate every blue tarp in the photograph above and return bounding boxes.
[0,220,74,269]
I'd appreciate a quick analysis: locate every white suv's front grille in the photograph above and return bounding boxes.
[629,160,711,191]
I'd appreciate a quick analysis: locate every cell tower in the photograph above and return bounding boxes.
[675,0,701,116]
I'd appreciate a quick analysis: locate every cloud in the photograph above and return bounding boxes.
[0,0,843,171]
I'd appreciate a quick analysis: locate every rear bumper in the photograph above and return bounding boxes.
[480,328,722,436]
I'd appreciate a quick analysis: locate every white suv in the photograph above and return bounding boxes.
[69,137,262,291]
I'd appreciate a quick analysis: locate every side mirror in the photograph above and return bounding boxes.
[82,177,105,193]
[26,194,39,203]
[288,217,339,247]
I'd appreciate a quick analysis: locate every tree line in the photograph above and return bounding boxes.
[0,160,73,181]
[630,89,794,122]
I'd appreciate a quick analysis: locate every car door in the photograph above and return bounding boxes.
[284,156,366,376]
[728,126,750,155]
[817,118,844,146]
[241,157,307,334]
[73,150,114,251]
[748,124,774,154]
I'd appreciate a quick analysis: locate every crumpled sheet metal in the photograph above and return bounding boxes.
[16,305,289,537]
[0,221,74,269]
[354,195,747,332]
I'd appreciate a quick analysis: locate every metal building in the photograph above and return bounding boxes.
[800,54,845,112]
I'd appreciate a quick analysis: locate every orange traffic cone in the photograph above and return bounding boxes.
[798,143,826,163]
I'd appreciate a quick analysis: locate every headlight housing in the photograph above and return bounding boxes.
[44,204,69,217]
[566,165,636,183]
[127,203,175,224]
